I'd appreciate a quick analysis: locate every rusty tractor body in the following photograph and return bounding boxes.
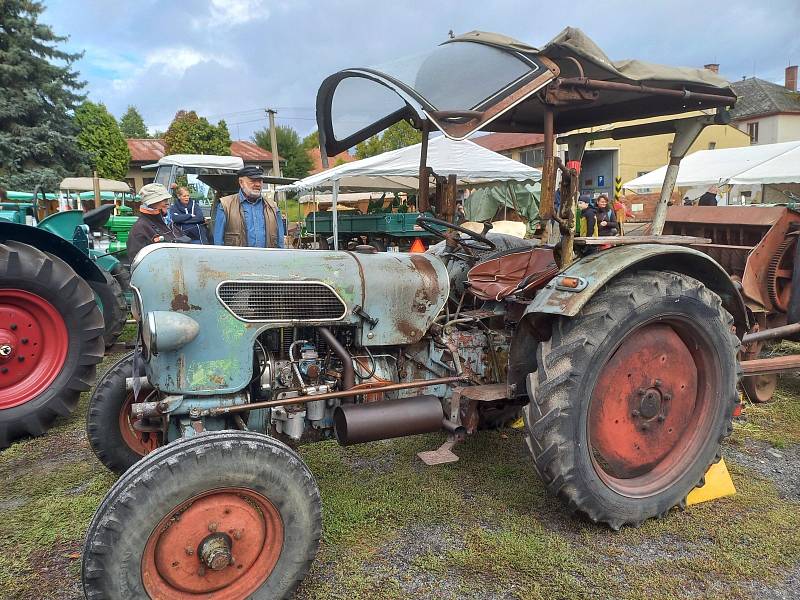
[664,205,800,401]
[83,27,750,599]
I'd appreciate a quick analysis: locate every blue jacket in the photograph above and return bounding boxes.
[169,198,209,244]
[213,191,285,248]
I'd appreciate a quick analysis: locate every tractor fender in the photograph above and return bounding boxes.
[0,221,106,284]
[524,244,749,337]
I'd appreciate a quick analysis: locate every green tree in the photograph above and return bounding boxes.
[301,130,319,150]
[163,110,231,155]
[253,124,312,179]
[119,105,148,138]
[355,120,421,159]
[0,0,88,190]
[74,101,131,181]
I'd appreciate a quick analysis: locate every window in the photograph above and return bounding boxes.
[519,147,544,168]
[747,122,759,144]
[708,142,716,150]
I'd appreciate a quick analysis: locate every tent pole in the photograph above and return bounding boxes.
[313,189,317,247]
[332,180,339,250]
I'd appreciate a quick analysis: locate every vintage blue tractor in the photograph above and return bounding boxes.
[82,28,749,599]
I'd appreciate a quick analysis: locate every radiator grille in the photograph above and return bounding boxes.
[217,281,346,321]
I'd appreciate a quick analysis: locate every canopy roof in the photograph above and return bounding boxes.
[624,141,800,190]
[279,136,540,194]
[152,154,244,170]
[59,177,131,192]
[317,26,736,157]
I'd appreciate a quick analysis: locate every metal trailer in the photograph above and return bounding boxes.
[304,210,445,250]
[82,27,752,599]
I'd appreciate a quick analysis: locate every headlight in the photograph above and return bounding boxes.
[141,311,200,355]
[130,286,142,321]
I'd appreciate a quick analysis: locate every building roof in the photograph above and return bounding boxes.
[307,146,356,174]
[730,77,800,120]
[127,139,280,164]
[471,132,544,153]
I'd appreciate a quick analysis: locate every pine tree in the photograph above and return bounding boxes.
[75,101,131,181]
[119,105,149,138]
[0,0,89,190]
[164,110,231,155]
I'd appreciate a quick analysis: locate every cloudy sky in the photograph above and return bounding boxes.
[43,0,800,141]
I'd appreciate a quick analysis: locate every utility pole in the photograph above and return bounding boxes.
[266,108,283,205]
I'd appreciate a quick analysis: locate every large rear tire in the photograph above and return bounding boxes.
[82,431,322,600]
[524,270,740,529]
[86,351,162,475]
[0,241,105,448]
[89,270,127,349]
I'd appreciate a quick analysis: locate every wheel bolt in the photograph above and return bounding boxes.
[233,530,242,540]
[208,522,218,532]
[654,379,662,388]
[641,423,650,431]
[657,415,665,422]
[17,356,24,362]
[185,547,194,556]
[1,368,7,374]
[637,388,646,396]
[197,566,206,577]
[631,410,640,417]
[9,324,17,331]
[21,338,28,344]
[0,345,11,357]
[663,394,672,401]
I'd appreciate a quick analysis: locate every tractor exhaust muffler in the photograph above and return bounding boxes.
[333,395,444,446]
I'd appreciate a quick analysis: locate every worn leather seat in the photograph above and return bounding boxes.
[467,247,558,301]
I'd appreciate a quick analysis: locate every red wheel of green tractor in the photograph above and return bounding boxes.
[0,241,104,448]
[524,271,739,529]
[82,431,322,600]
[87,351,162,475]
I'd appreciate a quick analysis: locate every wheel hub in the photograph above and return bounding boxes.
[638,388,662,419]
[0,290,68,408]
[142,488,284,598]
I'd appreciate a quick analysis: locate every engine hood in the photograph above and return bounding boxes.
[131,245,449,394]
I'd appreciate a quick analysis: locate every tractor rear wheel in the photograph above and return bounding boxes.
[82,431,322,600]
[87,351,162,475]
[89,269,127,349]
[0,241,104,448]
[524,270,739,529]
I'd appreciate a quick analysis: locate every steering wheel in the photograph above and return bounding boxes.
[416,215,496,252]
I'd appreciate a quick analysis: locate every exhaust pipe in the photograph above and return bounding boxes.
[333,395,444,446]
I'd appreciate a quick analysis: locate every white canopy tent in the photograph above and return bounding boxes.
[279,136,541,249]
[624,141,800,192]
[59,177,131,193]
[145,154,244,170]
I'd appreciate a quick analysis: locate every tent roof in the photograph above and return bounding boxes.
[280,136,540,193]
[59,177,131,192]
[623,141,800,191]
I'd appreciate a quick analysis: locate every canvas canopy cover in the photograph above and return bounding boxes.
[59,177,131,193]
[279,136,541,194]
[624,141,800,191]
[316,26,736,157]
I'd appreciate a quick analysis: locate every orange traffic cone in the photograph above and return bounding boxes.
[410,238,426,253]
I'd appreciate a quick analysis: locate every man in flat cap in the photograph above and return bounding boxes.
[213,165,285,248]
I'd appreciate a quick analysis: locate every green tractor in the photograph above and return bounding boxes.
[0,186,127,448]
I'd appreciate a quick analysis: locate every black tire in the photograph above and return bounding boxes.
[109,261,130,294]
[87,351,160,475]
[89,270,127,349]
[0,241,105,448]
[82,431,322,600]
[524,270,740,529]
[368,238,386,252]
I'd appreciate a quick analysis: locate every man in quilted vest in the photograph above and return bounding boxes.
[213,165,285,247]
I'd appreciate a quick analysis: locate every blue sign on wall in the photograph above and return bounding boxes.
[597,175,605,187]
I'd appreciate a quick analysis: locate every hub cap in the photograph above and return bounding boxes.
[0,290,68,409]
[588,322,717,497]
[119,393,161,455]
[142,488,284,599]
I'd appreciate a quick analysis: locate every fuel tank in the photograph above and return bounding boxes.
[130,245,449,394]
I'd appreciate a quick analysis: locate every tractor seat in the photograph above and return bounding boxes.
[83,204,115,232]
[467,247,558,301]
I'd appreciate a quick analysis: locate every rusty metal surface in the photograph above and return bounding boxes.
[742,322,800,345]
[457,384,508,402]
[575,235,711,246]
[740,354,800,375]
[665,206,790,227]
[524,243,746,324]
[333,394,444,446]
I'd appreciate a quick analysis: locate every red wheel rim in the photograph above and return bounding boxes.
[588,321,720,498]
[0,289,68,409]
[119,394,161,455]
[142,488,284,599]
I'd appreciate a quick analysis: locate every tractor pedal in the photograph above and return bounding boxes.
[417,440,459,466]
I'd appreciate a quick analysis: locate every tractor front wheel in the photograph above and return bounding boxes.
[82,431,322,600]
[87,351,162,475]
[0,241,104,448]
[524,270,739,529]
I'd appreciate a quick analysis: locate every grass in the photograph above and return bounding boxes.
[0,347,799,599]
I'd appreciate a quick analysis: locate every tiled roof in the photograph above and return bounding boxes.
[126,139,281,163]
[307,146,356,174]
[730,78,800,120]
[471,132,544,153]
